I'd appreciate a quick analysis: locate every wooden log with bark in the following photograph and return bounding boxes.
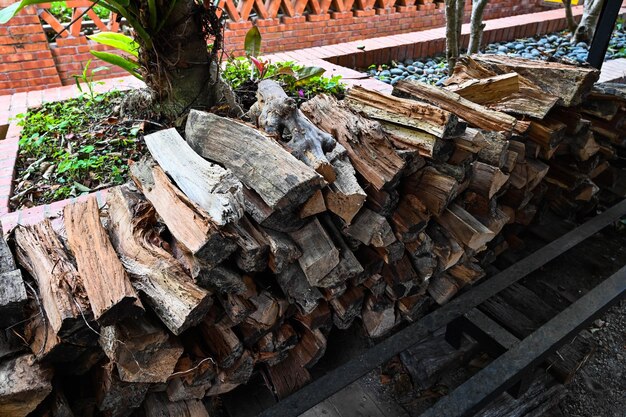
[0,354,53,417]
[186,110,324,211]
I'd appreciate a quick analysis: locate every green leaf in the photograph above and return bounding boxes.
[90,50,143,80]
[0,0,49,24]
[88,32,139,57]
[244,26,262,57]
[73,182,91,193]
[294,66,326,86]
[147,0,157,29]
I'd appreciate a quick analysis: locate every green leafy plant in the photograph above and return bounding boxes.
[48,1,110,21]
[73,59,108,101]
[87,31,143,79]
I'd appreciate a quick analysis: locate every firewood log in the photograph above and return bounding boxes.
[343,208,396,247]
[99,316,183,384]
[165,353,215,402]
[238,291,281,346]
[143,393,209,417]
[64,197,144,326]
[323,157,367,224]
[299,190,326,218]
[391,194,431,242]
[195,265,246,295]
[471,54,599,107]
[294,300,333,332]
[0,354,53,417]
[469,161,510,199]
[477,131,509,168]
[302,93,406,190]
[290,327,327,369]
[199,320,243,369]
[404,166,458,216]
[14,219,96,338]
[259,227,302,274]
[266,350,311,399]
[397,294,432,322]
[95,361,150,417]
[106,186,213,334]
[242,187,305,232]
[346,86,459,138]
[446,72,520,104]
[0,225,26,329]
[276,263,323,314]
[365,184,399,217]
[436,204,496,251]
[289,218,340,287]
[231,216,269,273]
[382,122,449,159]
[186,111,324,211]
[129,157,237,265]
[143,128,244,226]
[362,294,396,338]
[394,79,524,134]
[318,215,364,288]
[206,350,254,396]
[330,285,365,329]
[250,79,337,181]
[427,223,465,271]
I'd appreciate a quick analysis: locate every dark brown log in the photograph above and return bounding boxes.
[199,320,242,369]
[0,354,53,417]
[405,232,437,281]
[99,316,183,383]
[196,265,246,295]
[96,361,150,417]
[427,223,464,271]
[266,350,311,399]
[217,292,255,325]
[343,208,396,247]
[362,294,396,338]
[64,197,143,325]
[143,393,209,417]
[206,350,254,395]
[346,85,459,138]
[129,157,237,265]
[323,157,367,224]
[397,294,432,322]
[452,127,487,154]
[231,216,269,273]
[394,79,523,134]
[469,161,510,199]
[472,54,599,107]
[290,327,327,368]
[250,80,337,181]
[329,286,365,329]
[405,166,458,216]
[238,291,281,346]
[186,111,324,211]
[391,194,431,242]
[143,127,244,226]
[382,254,425,300]
[276,263,323,314]
[302,93,406,190]
[365,184,399,217]
[290,218,340,287]
[242,187,305,233]
[106,186,213,334]
[14,219,94,338]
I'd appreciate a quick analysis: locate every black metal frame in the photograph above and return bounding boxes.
[258,199,626,417]
[587,0,623,69]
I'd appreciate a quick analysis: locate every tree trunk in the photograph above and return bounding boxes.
[573,0,604,43]
[445,0,460,71]
[468,0,488,54]
[562,0,578,33]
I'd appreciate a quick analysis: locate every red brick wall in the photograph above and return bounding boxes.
[0,0,551,95]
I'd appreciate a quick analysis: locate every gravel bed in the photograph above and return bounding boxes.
[367,24,626,86]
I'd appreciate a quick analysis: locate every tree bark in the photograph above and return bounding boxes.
[468,0,488,54]
[445,0,460,71]
[562,0,578,33]
[574,0,604,43]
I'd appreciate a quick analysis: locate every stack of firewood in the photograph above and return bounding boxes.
[1,55,624,417]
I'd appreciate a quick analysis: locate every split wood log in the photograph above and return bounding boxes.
[217,292,255,325]
[471,54,599,107]
[294,300,333,332]
[143,128,244,226]
[394,79,523,135]
[0,354,53,417]
[99,316,183,383]
[166,353,215,402]
[106,186,213,335]
[14,219,94,338]
[382,122,449,159]
[362,294,396,338]
[397,294,432,322]
[452,127,487,154]
[345,86,458,138]
[64,197,143,325]
[319,215,364,288]
[195,265,246,295]
[324,158,367,224]
[469,161,510,199]
[477,131,509,168]
[290,327,326,369]
[143,393,209,417]
[242,187,306,232]
[364,184,399,218]
[301,93,405,190]
[427,223,465,271]
[436,204,496,251]
[199,320,242,368]
[446,72,520,104]
[231,216,269,273]
[250,79,337,181]
[404,166,458,216]
[96,361,150,417]
[206,350,254,395]
[391,195,431,243]
[290,218,340,286]
[343,208,397,247]
[238,291,282,346]
[266,350,311,399]
[0,227,25,327]
[276,263,323,314]
[260,227,302,274]
[329,286,365,329]
[299,189,326,218]
[130,157,237,265]
[186,110,324,211]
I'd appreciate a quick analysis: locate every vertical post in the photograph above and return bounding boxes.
[587,0,622,70]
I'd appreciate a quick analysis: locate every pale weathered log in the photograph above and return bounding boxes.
[477,131,509,168]
[64,196,143,325]
[250,79,337,181]
[186,110,324,211]
[106,186,212,335]
[0,354,53,417]
[143,127,244,226]
[324,158,367,223]
[302,93,406,190]
[231,216,269,273]
[472,54,599,107]
[14,219,94,338]
[394,79,523,134]
[343,208,397,247]
[290,218,340,286]
[130,157,237,265]
[0,269,27,329]
[143,393,209,417]
[382,122,448,159]
[345,86,458,138]
[469,161,510,199]
[100,316,183,383]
